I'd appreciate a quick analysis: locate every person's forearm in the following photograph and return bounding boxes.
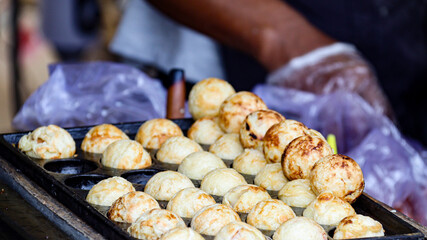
[146,0,335,71]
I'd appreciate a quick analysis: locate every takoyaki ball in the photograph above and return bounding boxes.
[107,191,160,223]
[167,187,216,218]
[246,199,296,231]
[86,176,135,206]
[233,149,267,176]
[101,139,151,169]
[272,217,327,240]
[127,209,185,240]
[156,136,203,164]
[188,78,236,120]
[18,125,75,159]
[178,151,226,180]
[240,109,285,150]
[187,117,224,145]
[222,184,271,213]
[278,179,316,208]
[303,192,356,226]
[214,221,265,240]
[333,214,385,239]
[135,118,183,149]
[254,163,288,191]
[218,91,267,133]
[209,133,244,160]
[144,171,195,201]
[81,124,129,153]
[263,120,308,163]
[201,168,247,197]
[309,154,364,203]
[282,135,332,180]
[191,204,241,236]
[160,227,205,240]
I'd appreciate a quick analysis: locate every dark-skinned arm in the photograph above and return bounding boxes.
[146,0,393,117]
[146,0,335,71]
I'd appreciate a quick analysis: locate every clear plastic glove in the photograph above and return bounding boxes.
[267,43,393,119]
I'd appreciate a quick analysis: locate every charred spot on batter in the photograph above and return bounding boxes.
[246,123,250,131]
[249,185,264,193]
[359,180,365,190]
[107,208,113,219]
[340,161,349,169]
[318,193,333,201]
[281,150,289,165]
[292,166,304,179]
[249,133,257,139]
[345,189,355,198]
[338,154,351,160]
[167,213,177,220]
[341,217,353,225]
[265,131,281,147]
[332,161,342,168]
[312,140,325,151]
[311,160,321,169]
[299,140,315,156]
[346,169,353,178]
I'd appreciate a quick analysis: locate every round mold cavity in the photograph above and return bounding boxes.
[158,200,169,209]
[200,144,210,151]
[182,217,192,227]
[121,168,163,185]
[64,174,109,190]
[267,190,279,199]
[291,206,305,216]
[328,227,336,238]
[240,173,255,185]
[212,195,223,204]
[201,234,215,240]
[238,212,248,222]
[191,179,201,188]
[44,159,98,174]
[322,224,335,235]
[260,229,275,238]
[78,150,102,162]
[222,159,233,168]
[152,159,179,171]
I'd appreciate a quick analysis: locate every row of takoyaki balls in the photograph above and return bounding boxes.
[17,78,384,239]
[84,169,383,239]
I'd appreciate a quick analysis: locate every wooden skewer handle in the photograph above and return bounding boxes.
[166,69,186,119]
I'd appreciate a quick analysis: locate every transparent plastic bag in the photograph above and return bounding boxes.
[267,43,393,118]
[13,61,167,130]
[253,84,427,225]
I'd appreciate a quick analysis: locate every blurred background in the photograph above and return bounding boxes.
[0,0,125,133]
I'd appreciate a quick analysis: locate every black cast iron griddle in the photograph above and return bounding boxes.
[0,119,424,240]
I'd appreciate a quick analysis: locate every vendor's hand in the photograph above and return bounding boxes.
[267,43,394,119]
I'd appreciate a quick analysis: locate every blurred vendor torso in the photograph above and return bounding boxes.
[110,0,427,146]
